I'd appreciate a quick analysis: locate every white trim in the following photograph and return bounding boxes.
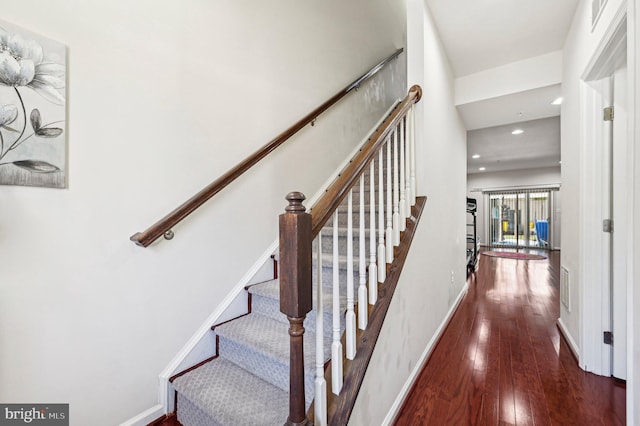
[580,2,629,378]
[118,404,164,426]
[557,318,580,362]
[469,183,561,193]
[579,75,611,376]
[381,281,469,426]
[592,0,611,30]
[626,0,637,422]
[583,1,628,81]
[153,100,401,414]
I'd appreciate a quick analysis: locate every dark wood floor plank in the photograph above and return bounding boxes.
[394,249,625,426]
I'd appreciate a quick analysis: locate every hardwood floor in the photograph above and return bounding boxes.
[394,249,626,426]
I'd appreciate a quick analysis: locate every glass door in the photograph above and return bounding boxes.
[528,192,550,248]
[487,190,552,250]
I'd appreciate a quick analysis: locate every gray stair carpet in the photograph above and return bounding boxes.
[173,174,381,425]
[249,279,347,334]
[173,357,289,426]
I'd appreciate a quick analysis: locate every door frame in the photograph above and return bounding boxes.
[485,189,553,250]
[579,0,630,381]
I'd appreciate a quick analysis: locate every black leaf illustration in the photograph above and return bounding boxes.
[30,109,42,132]
[12,160,60,173]
[2,125,19,133]
[36,128,63,138]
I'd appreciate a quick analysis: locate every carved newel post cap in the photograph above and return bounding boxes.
[285,192,306,213]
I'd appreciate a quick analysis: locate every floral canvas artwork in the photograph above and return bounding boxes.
[0,20,66,188]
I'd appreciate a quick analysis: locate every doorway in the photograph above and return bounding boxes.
[579,11,628,381]
[486,189,553,250]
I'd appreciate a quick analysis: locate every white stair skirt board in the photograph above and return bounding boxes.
[381,282,469,426]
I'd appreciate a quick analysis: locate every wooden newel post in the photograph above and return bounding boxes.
[279,192,313,426]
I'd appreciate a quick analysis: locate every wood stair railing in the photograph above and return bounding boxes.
[130,48,403,248]
[279,85,423,425]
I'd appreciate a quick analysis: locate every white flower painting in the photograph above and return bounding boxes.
[0,19,66,188]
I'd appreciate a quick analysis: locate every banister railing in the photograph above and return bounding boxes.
[309,85,422,236]
[278,85,422,425]
[130,48,404,247]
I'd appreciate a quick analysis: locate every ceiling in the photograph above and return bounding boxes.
[426,0,580,77]
[467,117,561,174]
[458,84,562,131]
[425,0,579,174]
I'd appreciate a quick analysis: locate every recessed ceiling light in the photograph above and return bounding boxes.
[551,97,563,105]
[479,167,486,171]
[472,154,480,159]
[512,129,524,135]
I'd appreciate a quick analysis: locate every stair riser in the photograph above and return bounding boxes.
[251,292,346,334]
[178,396,222,426]
[313,264,361,287]
[319,230,374,256]
[217,337,316,408]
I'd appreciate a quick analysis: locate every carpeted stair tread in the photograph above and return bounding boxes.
[248,279,348,328]
[249,279,347,307]
[246,279,279,300]
[173,357,288,426]
[320,225,373,237]
[215,313,330,365]
[319,252,364,269]
[215,312,330,404]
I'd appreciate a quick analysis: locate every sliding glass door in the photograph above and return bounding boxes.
[487,190,552,249]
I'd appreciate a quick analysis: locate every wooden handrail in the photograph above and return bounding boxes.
[130,48,404,247]
[278,84,422,424]
[309,85,422,236]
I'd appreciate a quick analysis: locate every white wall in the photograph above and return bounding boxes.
[349,0,468,423]
[467,166,562,248]
[455,51,563,106]
[0,1,408,424]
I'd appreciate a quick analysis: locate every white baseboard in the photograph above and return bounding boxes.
[381,281,469,426]
[118,404,164,426]
[557,317,580,362]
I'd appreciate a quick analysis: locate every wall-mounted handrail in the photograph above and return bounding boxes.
[309,85,422,237]
[130,48,404,247]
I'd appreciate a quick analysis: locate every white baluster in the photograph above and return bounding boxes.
[385,136,394,263]
[331,212,343,395]
[410,106,417,206]
[315,232,327,425]
[346,190,356,360]
[393,124,400,246]
[369,160,379,303]
[358,175,368,330]
[399,117,407,232]
[377,148,387,282]
[404,115,412,214]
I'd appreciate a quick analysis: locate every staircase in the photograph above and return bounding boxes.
[171,175,373,426]
[132,77,422,425]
